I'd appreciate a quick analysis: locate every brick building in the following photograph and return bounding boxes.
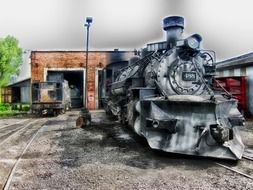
[3,50,134,110]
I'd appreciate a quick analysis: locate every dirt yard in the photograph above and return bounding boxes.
[0,110,253,190]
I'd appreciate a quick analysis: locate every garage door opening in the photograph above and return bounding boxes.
[47,70,84,108]
[12,87,21,103]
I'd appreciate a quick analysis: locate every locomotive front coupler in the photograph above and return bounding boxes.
[194,126,209,153]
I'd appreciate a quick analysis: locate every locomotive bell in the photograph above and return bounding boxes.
[163,16,184,47]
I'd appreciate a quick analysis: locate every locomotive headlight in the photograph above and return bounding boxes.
[185,34,202,50]
[186,37,199,49]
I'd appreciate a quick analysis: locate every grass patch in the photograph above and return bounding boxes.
[0,103,11,112]
[12,103,30,111]
[0,110,22,117]
[0,103,30,117]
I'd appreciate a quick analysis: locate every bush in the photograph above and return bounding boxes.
[0,103,30,112]
[22,104,30,111]
[0,103,30,117]
[0,103,11,111]
[12,103,30,111]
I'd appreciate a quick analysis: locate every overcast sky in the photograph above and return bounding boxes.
[0,0,253,61]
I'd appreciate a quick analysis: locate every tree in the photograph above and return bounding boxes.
[0,36,22,102]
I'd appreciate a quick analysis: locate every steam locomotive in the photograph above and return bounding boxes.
[101,16,245,160]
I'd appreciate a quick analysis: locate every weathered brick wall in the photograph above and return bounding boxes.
[31,51,134,109]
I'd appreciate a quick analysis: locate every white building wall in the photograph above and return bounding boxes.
[241,67,246,76]
[229,69,234,76]
[223,70,229,77]
[21,86,30,103]
[234,68,240,76]
[246,66,253,76]
[218,67,253,77]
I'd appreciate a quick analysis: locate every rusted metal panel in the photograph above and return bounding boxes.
[1,87,12,103]
[31,81,71,115]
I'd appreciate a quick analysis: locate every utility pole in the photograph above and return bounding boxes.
[84,17,92,108]
[76,17,93,128]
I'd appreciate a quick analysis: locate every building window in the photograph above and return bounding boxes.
[229,69,234,76]
[218,71,224,77]
[234,68,240,76]
[240,67,246,76]
[224,70,229,77]
[246,67,253,76]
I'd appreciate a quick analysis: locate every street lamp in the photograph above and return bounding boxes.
[84,16,92,109]
[76,17,93,128]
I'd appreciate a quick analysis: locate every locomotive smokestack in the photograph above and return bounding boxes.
[163,16,184,48]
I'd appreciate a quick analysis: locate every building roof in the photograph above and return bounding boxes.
[7,49,134,86]
[7,77,31,87]
[7,50,31,86]
[31,49,134,53]
[216,52,253,70]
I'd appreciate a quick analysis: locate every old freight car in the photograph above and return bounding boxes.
[31,80,71,115]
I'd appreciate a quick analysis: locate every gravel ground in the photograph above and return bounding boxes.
[1,111,252,190]
[0,118,29,128]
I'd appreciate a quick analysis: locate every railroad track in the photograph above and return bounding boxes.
[0,119,29,130]
[243,155,253,161]
[0,119,38,146]
[0,119,30,131]
[0,118,49,190]
[215,150,253,180]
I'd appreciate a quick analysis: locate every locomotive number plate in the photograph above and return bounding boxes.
[182,72,197,81]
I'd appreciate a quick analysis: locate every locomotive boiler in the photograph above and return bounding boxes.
[101,16,245,160]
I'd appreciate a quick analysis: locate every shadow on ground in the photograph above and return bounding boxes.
[53,112,215,171]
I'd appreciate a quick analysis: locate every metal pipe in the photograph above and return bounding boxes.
[163,16,184,48]
[84,25,89,108]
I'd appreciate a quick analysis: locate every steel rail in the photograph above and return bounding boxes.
[2,118,47,190]
[242,155,253,161]
[0,119,40,146]
[215,161,253,180]
[0,119,30,130]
